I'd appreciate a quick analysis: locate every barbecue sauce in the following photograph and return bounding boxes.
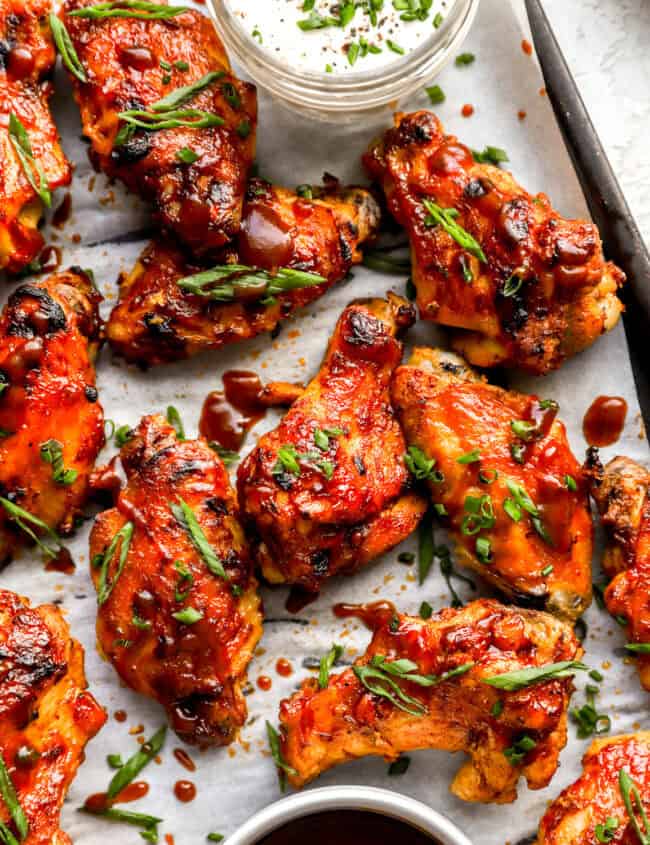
[199,370,266,451]
[257,811,441,845]
[582,396,627,447]
[333,600,397,631]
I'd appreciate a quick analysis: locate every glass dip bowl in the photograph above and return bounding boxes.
[207,0,481,122]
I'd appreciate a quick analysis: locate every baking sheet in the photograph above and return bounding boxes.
[1,1,649,843]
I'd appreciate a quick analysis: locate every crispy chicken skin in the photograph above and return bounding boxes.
[105,177,381,365]
[537,733,650,844]
[364,111,624,374]
[279,599,581,803]
[587,453,650,690]
[238,294,427,596]
[391,348,593,621]
[89,414,262,746]
[0,270,103,564]
[0,588,106,845]
[0,0,71,274]
[62,0,256,253]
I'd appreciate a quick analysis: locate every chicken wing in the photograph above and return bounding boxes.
[89,414,262,746]
[105,176,381,365]
[0,269,103,564]
[61,0,256,253]
[237,294,427,597]
[0,588,106,845]
[0,0,71,274]
[537,733,650,845]
[587,453,650,690]
[391,348,593,621]
[279,598,581,803]
[363,111,624,374]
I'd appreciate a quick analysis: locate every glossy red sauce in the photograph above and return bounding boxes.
[199,370,266,451]
[239,204,292,268]
[173,748,196,772]
[90,456,123,501]
[333,601,397,631]
[114,709,128,722]
[45,546,75,575]
[120,46,157,71]
[582,396,628,446]
[257,675,272,691]
[276,658,292,677]
[7,46,35,79]
[174,780,197,802]
[521,39,533,55]
[52,193,72,228]
[461,104,474,118]
[84,781,149,813]
[257,811,441,845]
[285,587,319,614]
[165,836,175,845]
[38,245,61,273]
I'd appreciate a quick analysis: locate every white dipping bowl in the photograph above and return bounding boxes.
[225,785,474,845]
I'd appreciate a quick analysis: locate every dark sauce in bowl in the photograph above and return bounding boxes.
[257,811,442,845]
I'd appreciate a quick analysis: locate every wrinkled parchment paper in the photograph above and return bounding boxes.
[0,1,648,843]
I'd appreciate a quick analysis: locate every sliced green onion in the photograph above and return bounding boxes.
[107,726,166,799]
[483,660,588,691]
[69,1,189,19]
[50,14,87,82]
[319,644,343,688]
[8,114,52,208]
[96,522,134,605]
[423,198,487,263]
[171,498,227,579]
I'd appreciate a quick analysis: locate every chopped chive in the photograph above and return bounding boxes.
[107,726,166,799]
[49,14,87,82]
[172,606,203,625]
[171,498,227,579]
[455,52,475,66]
[176,147,200,164]
[425,84,445,105]
[319,644,343,688]
[96,522,134,606]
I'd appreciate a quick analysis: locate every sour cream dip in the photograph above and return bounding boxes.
[224,0,457,75]
[209,0,480,119]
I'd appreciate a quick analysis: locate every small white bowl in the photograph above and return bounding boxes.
[225,785,473,845]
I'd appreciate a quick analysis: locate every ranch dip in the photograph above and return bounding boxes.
[225,0,456,75]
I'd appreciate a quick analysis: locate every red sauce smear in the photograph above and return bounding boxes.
[84,781,148,813]
[173,748,196,772]
[114,709,128,723]
[45,547,75,575]
[582,396,628,447]
[285,587,319,614]
[7,46,35,79]
[199,370,266,451]
[174,780,197,803]
[521,39,533,55]
[38,245,61,273]
[238,203,292,268]
[333,601,397,631]
[90,455,123,501]
[52,193,72,228]
[257,675,272,691]
[276,658,292,677]
[165,836,175,845]
[120,46,157,71]
[461,104,474,118]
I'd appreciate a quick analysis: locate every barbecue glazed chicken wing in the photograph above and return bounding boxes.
[391,348,593,621]
[537,733,650,844]
[588,454,650,690]
[0,270,103,564]
[279,599,582,803]
[89,414,262,746]
[0,588,106,845]
[238,294,427,597]
[364,111,624,374]
[0,0,71,274]
[62,0,256,254]
[106,176,381,365]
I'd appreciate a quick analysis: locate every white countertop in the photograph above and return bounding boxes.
[544,0,650,241]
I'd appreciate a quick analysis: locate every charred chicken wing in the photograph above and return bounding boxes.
[89,414,262,746]
[588,454,650,690]
[537,733,650,845]
[0,0,71,274]
[238,294,427,597]
[106,176,381,365]
[364,111,624,374]
[391,348,593,621]
[0,269,103,564]
[279,599,582,803]
[62,0,256,253]
[0,588,106,845]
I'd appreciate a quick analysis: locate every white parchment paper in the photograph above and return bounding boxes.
[0,1,648,843]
